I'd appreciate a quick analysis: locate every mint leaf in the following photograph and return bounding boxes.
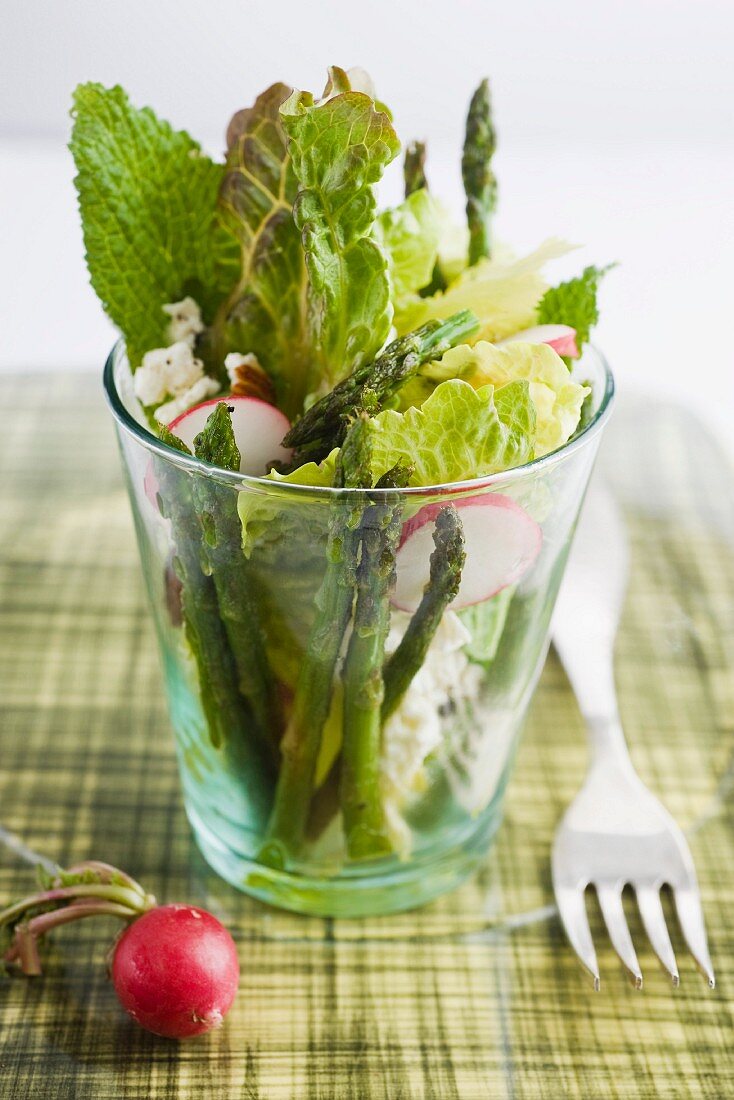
[536,264,614,351]
[70,83,239,368]
[212,83,309,417]
[280,88,400,387]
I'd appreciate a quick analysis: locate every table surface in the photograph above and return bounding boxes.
[1,375,733,1099]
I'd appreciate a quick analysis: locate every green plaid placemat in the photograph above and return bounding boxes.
[1,374,732,1099]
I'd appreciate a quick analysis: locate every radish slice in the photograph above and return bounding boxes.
[393,496,542,612]
[499,324,579,359]
[168,396,292,476]
[143,461,160,510]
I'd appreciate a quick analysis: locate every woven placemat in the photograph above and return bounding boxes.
[0,374,732,1099]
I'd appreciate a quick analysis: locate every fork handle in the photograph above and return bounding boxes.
[586,714,636,773]
[559,646,636,773]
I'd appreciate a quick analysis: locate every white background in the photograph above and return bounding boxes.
[2,0,733,449]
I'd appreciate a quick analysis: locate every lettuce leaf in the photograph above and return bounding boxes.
[280,89,400,387]
[253,379,535,492]
[423,340,589,456]
[70,83,239,370]
[238,449,339,552]
[394,238,575,344]
[375,189,441,303]
[435,203,470,284]
[211,83,310,412]
[459,585,515,665]
[239,376,534,549]
[536,264,613,352]
[364,377,535,486]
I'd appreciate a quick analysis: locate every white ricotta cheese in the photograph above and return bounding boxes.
[135,338,216,421]
[154,376,221,426]
[163,297,204,345]
[380,610,481,853]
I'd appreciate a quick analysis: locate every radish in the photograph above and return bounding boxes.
[0,860,239,1040]
[168,395,293,476]
[393,496,542,613]
[112,904,239,1039]
[499,324,579,359]
[143,460,161,510]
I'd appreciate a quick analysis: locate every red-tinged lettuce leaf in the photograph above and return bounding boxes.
[280,89,400,389]
[70,83,239,369]
[209,83,310,415]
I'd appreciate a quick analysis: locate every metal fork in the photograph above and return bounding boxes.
[551,484,715,990]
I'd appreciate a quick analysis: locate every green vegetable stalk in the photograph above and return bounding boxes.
[382,505,466,721]
[340,464,411,860]
[403,141,428,196]
[156,428,251,751]
[462,78,497,266]
[284,311,479,462]
[192,403,282,752]
[258,419,374,868]
[403,140,447,297]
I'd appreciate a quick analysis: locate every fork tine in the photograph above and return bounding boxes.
[672,886,715,987]
[636,886,679,985]
[555,887,600,989]
[596,885,643,988]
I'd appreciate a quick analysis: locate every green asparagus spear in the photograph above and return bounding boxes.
[340,463,411,860]
[403,140,428,197]
[258,418,374,868]
[403,140,448,298]
[156,427,251,750]
[382,505,465,721]
[462,78,497,266]
[284,310,479,459]
[192,403,282,752]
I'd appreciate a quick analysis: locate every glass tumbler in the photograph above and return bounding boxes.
[104,343,614,916]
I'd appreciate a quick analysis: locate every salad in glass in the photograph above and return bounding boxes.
[72,67,613,915]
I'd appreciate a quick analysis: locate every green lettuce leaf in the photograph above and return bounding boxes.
[364,377,535,486]
[375,189,441,303]
[394,238,575,344]
[70,83,238,369]
[423,340,590,456]
[536,264,613,352]
[459,585,516,665]
[239,375,534,544]
[245,377,535,492]
[435,202,471,284]
[238,449,339,552]
[321,65,392,118]
[280,88,400,387]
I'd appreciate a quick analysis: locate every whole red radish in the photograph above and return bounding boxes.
[0,860,239,1040]
[112,904,239,1039]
